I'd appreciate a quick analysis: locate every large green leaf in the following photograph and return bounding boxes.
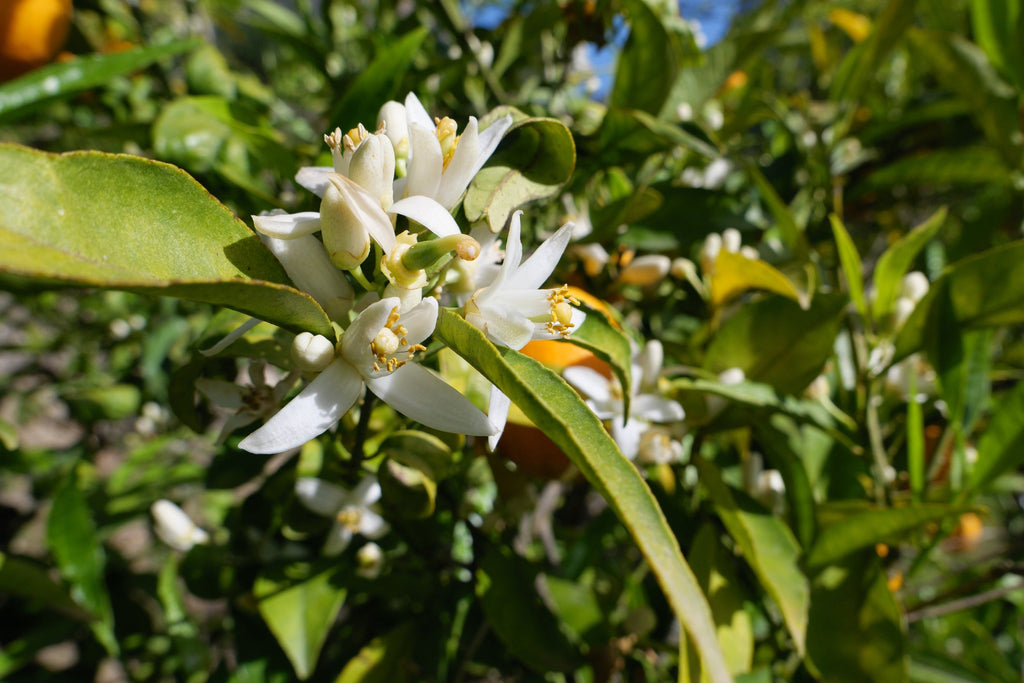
[464,109,575,232]
[970,0,1024,88]
[894,241,1024,359]
[254,563,347,680]
[805,551,906,682]
[0,144,331,336]
[694,459,809,656]
[806,503,975,570]
[475,545,580,673]
[435,309,731,682]
[830,0,918,105]
[0,553,91,621]
[860,148,1014,190]
[0,40,198,122]
[595,108,719,160]
[705,293,846,395]
[334,622,417,683]
[829,214,867,319]
[871,208,946,322]
[710,250,808,310]
[46,472,117,655]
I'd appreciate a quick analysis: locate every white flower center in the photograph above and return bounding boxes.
[336,506,364,532]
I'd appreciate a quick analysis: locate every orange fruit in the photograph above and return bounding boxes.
[0,0,73,81]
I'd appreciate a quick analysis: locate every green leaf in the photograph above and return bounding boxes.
[255,563,347,680]
[0,553,91,620]
[830,0,918,105]
[743,160,803,252]
[709,250,808,310]
[970,0,1024,88]
[435,309,731,682]
[542,575,609,646]
[0,144,331,336]
[475,545,580,673]
[895,241,1024,360]
[46,472,117,655]
[330,28,429,127]
[565,302,634,418]
[967,379,1024,493]
[464,110,575,232]
[805,551,906,682]
[334,622,417,683]
[829,214,867,319]
[596,108,719,160]
[687,525,754,678]
[0,417,17,450]
[906,29,1022,164]
[611,0,693,116]
[806,503,975,570]
[694,458,809,656]
[871,208,946,322]
[0,39,198,123]
[755,416,820,550]
[705,293,846,395]
[860,148,1014,190]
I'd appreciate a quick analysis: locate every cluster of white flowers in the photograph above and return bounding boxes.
[197,93,586,459]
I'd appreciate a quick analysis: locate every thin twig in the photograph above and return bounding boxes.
[906,583,1024,623]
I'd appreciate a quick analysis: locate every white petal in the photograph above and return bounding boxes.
[398,296,438,347]
[633,394,685,422]
[473,303,535,350]
[324,173,397,255]
[488,211,524,292]
[259,234,354,322]
[389,196,460,237]
[436,117,480,210]
[358,509,388,539]
[563,366,613,403]
[611,417,645,460]
[296,166,333,198]
[405,123,443,199]
[404,92,434,130]
[341,297,401,373]
[238,359,363,454]
[295,477,348,517]
[487,385,511,452]
[195,378,245,410]
[252,212,322,239]
[152,500,207,552]
[352,475,383,506]
[365,363,496,436]
[640,340,664,392]
[509,222,573,290]
[323,522,354,556]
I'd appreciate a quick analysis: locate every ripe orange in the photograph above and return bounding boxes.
[0,0,73,81]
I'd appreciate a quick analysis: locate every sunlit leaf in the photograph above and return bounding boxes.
[334,622,417,683]
[710,250,808,310]
[0,144,331,336]
[871,208,946,322]
[254,563,347,679]
[829,214,867,319]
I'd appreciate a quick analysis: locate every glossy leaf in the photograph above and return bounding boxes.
[705,293,846,395]
[596,108,718,160]
[828,214,867,319]
[46,473,117,655]
[805,551,906,681]
[895,241,1024,360]
[464,110,575,232]
[709,250,808,310]
[0,40,198,122]
[970,0,1024,88]
[476,545,579,673]
[830,0,917,105]
[861,148,1013,190]
[695,459,809,656]
[806,503,975,570]
[0,144,331,336]
[871,208,946,322]
[435,309,731,682]
[611,0,694,116]
[254,563,347,679]
[0,553,91,621]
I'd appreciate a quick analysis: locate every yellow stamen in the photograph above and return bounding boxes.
[435,116,459,171]
[545,285,581,337]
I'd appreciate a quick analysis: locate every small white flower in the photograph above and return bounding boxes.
[400,93,514,210]
[151,500,209,551]
[196,362,297,444]
[238,296,495,454]
[295,476,387,556]
[563,340,685,461]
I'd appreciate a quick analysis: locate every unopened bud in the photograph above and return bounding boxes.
[740,245,760,261]
[701,232,722,271]
[292,332,336,373]
[320,174,373,270]
[900,271,929,304]
[348,133,396,211]
[574,242,609,277]
[377,101,409,160]
[151,500,209,552]
[617,254,671,286]
[722,228,742,253]
[719,367,746,385]
[356,542,385,578]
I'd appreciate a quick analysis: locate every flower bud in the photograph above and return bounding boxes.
[639,340,664,393]
[617,254,671,286]
[892,296,916,329]
[719,367,746,385]
[151,500,209,552]
[377,101,409,160]
[356,542,385,579]
[348,132,396,211]
[291,332,336,373]
[740,245,760,261]
[320,174,372,270]
[574,242,609,277]
[900,271,929,304]
[722,227,742,254]
[700,232,722,272]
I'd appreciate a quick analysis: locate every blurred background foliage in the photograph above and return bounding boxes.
[3,0,1024,680]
